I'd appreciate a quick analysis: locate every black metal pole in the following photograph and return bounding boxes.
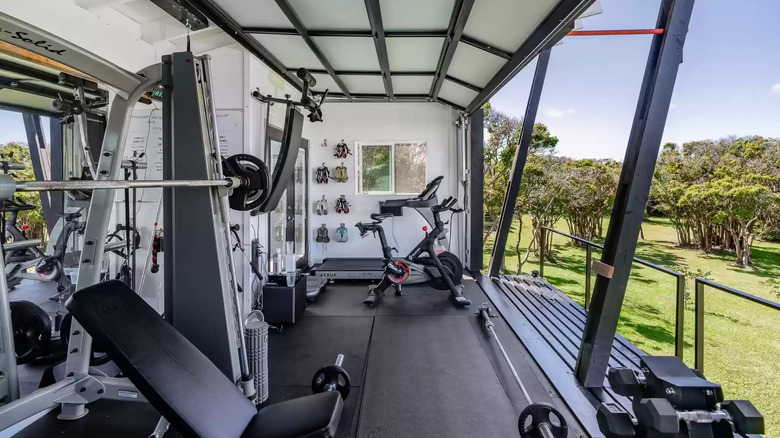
[574,0,695,388]
[488,48,551,278]
[468,108,484,273]
[22,114,54,227]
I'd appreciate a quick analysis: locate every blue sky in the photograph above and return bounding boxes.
[1,1,779,160]
[490,0,780,159]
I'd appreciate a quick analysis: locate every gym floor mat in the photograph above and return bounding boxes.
[358,315,518,437]
[374,279,489,316]
[268,315,373,386]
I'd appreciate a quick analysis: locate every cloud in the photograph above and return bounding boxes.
[772,83,780,94]
[544,107,576,118]
[669,103,677,110]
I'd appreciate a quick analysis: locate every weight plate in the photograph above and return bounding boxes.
[312,364,351,400]
[223,154,270,211]
[10,301,51,364]
[518,402,568,438]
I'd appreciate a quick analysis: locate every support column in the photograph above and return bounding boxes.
[467,108,484,273]
[22,114,55,229]
[488,48,551,278]
[575,0,695,388]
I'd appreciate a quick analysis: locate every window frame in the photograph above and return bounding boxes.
[354,140,428,195]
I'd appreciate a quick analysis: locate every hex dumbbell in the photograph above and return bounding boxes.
[635,398,764,436]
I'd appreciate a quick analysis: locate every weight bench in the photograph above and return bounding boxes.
[65,280,343,438]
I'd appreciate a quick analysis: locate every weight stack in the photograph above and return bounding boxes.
[244,311,269,405]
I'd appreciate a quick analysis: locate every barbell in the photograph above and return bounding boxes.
[0,154,270,212]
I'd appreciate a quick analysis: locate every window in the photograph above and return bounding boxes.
[356,141,427,194]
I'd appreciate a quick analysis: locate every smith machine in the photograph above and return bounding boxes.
[0,11,326,434]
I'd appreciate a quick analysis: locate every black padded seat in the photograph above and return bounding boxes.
[66,280,342,438]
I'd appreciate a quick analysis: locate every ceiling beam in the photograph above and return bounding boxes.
[274,0,352,98]
[184,0,302,91]
[149,0,209,31]
[436,98,466,112]
[460,35,512,60]
[364,0,393,99]
[465,0,596,113]
[430,0,476,100]
[444,75,482,92]
[289,69,436,77]
[243,28,448,38]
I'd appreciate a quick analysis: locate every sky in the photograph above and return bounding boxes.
[490,0,780,159]
[1,1,779,160]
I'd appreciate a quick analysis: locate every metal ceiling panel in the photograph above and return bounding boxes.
[386,37,444,72]
[392,75,434,95]
[310,73,339,93]
[439,80,478,107]
[313,37,380,71]
[448,43,506,87]
[339,75,385,94]
[251,34,325,70]
[464,0,561,53]
[212,0,293,27]
[290,0,370,30]
[379,0,456,31]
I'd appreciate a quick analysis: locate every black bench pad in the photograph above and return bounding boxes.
[66,280,258,438]
[67,280,343,438]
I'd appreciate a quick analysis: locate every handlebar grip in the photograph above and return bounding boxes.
[296,68,317,87]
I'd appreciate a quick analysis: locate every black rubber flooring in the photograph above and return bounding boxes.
[12,278,585,438]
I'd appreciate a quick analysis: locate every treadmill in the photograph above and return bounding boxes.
[312,176,446,280]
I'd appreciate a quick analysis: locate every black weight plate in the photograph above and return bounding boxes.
[223,154,270,211]
[518,403,568,438]
[10,301,51,364]
[312,364,351,400]
[428,251,464,290]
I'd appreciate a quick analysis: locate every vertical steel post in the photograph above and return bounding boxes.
[675,273,685,359]
[22,114,54,229]
[539,227,547,278]
[489,48,552,277]
[585,245,592,310]
[0,245,19,404]
[694,279,704,372]
[574,0,695,388]
[468,109,484,273]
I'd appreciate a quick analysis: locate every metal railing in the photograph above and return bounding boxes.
[538,227,686,359]
[694,278,780,372]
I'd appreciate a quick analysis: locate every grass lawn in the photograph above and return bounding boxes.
[484,216,780,436]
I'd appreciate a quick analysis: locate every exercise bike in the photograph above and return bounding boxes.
[356,178,470,308]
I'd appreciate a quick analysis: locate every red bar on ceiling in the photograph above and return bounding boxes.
[567,29,664,36]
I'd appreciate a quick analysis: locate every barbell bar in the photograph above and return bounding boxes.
[1,176,240,193]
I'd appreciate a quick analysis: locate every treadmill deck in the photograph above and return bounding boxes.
[313,258,385,280]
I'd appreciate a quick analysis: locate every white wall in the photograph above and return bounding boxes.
[305,103,461,264]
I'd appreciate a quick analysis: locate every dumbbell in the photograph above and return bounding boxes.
[597,403,636,438]
[311,354,351,400]
[635,398,764,436]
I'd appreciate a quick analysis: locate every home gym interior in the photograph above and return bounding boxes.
[0,0,769,437]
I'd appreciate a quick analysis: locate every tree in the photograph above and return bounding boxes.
[0,142,46,240]
[650,136,780,266]
[560,159,618,242]
[481,104,558,271]
[482,105,558,241]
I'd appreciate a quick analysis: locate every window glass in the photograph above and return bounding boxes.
[360,144,392,193]
[393,142,427,194]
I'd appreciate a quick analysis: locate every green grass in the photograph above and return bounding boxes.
[484,217,780,436]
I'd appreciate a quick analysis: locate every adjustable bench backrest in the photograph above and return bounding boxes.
[66,280,257,438]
